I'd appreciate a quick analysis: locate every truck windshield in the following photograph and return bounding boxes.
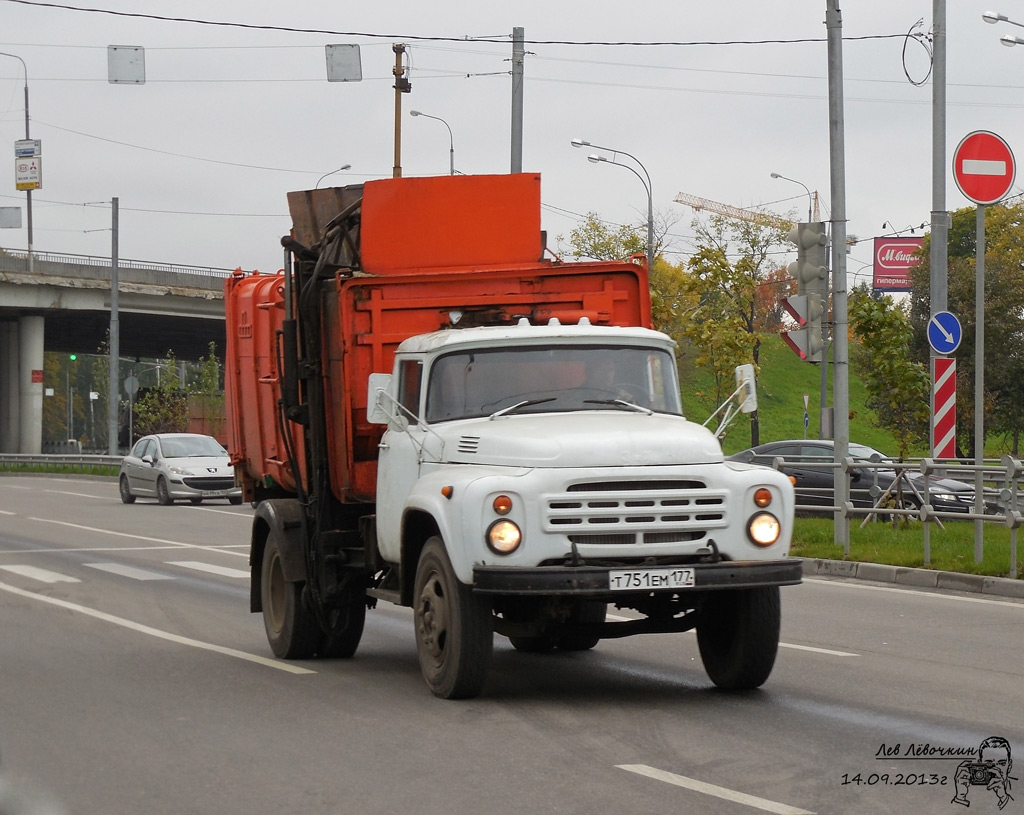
[424,345,682,423]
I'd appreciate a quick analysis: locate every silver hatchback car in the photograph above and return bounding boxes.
[119,433,242,505]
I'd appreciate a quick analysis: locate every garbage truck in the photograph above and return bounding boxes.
[224,172,801,698]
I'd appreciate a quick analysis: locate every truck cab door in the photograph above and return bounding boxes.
[369,360,426,563]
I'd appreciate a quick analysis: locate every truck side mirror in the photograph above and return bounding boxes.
[366,373,393,425]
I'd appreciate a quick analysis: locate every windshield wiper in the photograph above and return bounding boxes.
[583,399,653,415]
[489,397,556,419]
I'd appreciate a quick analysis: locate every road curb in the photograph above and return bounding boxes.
[801,558,1024,599]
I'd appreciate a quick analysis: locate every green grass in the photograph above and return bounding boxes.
[0,463,118,477]
[791,516,1023,579]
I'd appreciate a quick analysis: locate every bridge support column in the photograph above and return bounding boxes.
[1,322,19,453]
[18,315,44,454]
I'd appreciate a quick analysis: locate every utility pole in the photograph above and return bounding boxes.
[392,44,410,178]
[511,27,525,173]
[930,0,949,457]
[107,198,119,455]
[826,0,850,554]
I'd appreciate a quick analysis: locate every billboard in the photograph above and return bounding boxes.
[873,236,923,292]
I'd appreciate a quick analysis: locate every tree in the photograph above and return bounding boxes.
[849,289,930,458]
[133,352,189,437]
[910,202,1024,454]
[682,213,790,445]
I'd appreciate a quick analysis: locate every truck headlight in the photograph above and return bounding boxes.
[747,512,781,546]
[487,520,522,554]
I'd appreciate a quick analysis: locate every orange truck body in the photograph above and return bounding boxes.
[224,173,650,505]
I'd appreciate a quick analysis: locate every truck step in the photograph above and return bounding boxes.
[367,586,402,605]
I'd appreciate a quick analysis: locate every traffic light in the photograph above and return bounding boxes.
[69,353,77,361]
[781,221,828,363]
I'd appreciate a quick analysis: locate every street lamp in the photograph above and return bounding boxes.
[315,163,351,189]
[571,138,654,272]
[410,110,455,175]
[982,10,1024,45]
[0,52,33,273]
[770,172,813,222]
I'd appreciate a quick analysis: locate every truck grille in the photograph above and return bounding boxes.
[544,479,727,545]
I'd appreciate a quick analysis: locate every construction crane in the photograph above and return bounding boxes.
[674,193,794,229]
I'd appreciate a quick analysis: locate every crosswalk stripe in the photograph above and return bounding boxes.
[86,563,173,581]
[0,565,80,584]
[167,561,250,579]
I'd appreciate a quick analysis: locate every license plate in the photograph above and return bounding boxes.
[608,567,695,591]
[201,490,226,497]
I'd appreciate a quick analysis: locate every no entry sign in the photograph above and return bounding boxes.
[953,131,1015,205]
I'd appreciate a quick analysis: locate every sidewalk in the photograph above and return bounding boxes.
[802,558,1024,599]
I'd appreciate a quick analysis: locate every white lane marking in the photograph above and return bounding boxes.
[606,613,858,657]
[617,764,815,815]
[168,561,249,579]
[0,565,79,583]
[86,563,173,581]
[27,517,248,558]
[0,579,315,675]
[42,489,108,499]
[0,545,248,556]
[804,577,1024,608]
[191,506,251,517]
[0,510,15,516]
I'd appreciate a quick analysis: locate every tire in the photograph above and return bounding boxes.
[557,600,607,651]
[119,475,136,504]
[156,477,174,505]
[189,498,203,505]
[696,587,780,690]
[318,594,367,659]
[260,531,321,659]
[229,495,243,506]
[413,537,493,699]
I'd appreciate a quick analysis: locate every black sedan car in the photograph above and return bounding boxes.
[726,440,993,517]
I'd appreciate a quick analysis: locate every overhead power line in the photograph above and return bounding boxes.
[2,1,906,47]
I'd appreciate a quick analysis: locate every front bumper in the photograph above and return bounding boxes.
[472,558,803,596]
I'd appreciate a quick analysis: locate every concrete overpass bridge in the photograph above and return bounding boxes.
[0,248,246,454]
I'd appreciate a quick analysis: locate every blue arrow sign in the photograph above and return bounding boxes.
[928,311,962,355]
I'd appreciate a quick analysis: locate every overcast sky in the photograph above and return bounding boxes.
[0,0,1020,283]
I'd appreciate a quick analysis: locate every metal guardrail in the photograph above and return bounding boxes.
[0,453,121,472]
[767,453,1021,574]
[0,249,244,292]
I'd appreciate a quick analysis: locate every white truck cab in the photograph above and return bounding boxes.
[366,318,800,698]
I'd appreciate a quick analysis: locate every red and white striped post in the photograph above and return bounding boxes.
[932,357,956,458]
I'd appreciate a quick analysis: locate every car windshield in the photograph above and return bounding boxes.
[424,345,682,423]
[160,436,227,458]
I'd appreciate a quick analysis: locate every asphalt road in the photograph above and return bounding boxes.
[1,475,1021,815]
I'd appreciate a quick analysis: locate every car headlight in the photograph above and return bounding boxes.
[168,466,192,476]
[747,512,781,546]
[486,520,522,554]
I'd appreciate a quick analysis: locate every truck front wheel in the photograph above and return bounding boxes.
[413,537,493,699]
[261,532,321,659]
[696,586,780,690]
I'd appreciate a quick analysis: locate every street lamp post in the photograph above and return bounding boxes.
[571,139,654,272]
[770,172,813,222]
[410,110,455,175]
[315,163,352,188]
[0,52,33,273]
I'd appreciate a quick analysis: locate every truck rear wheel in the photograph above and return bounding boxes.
[696,586,780,690]
[414,537,493,699]
[261,531,321,659]
[319,597,367,659]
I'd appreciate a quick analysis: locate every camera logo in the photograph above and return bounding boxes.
[952,736,1014,810]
